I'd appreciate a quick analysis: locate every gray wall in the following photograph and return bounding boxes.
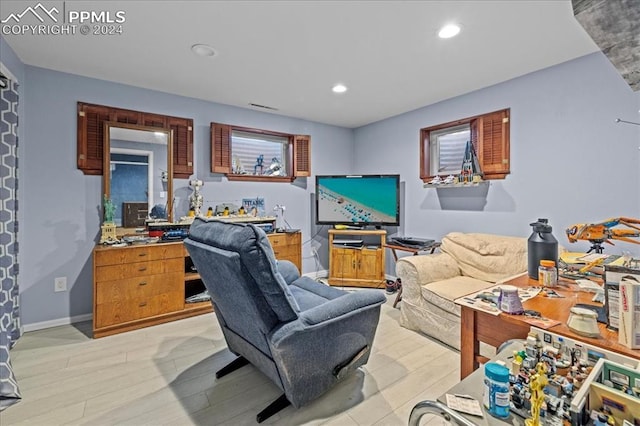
[354,52,640,260]
[15,61,353,327]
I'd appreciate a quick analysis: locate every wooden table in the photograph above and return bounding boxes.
[384,241,440,308]
[459,274,640,379]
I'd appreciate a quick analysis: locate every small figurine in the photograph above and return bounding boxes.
[254,154,264,175]
[206,207,213,217]
[526,362,549,426]
[103,194,116,223]
[188,179,204,216]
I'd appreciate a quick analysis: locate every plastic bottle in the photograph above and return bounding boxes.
[528,219,558,279]
[483,362,510,418]
[538,260,558,287]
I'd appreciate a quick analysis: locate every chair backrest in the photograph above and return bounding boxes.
[185,219,301,351]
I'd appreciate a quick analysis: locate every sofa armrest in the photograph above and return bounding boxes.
[396,253,461,303]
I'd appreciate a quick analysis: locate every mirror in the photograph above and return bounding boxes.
[103,122,173,227]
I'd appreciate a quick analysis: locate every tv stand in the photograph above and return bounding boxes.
[328,229,386,288]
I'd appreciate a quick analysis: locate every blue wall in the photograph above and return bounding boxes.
[5,33,640,329]
[354,52,640,260]
[17,63,353,327]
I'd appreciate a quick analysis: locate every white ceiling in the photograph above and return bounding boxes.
[2,0,600,128]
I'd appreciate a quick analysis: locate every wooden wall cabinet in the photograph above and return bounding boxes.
[77,102,193,178]
[328,229,386,288]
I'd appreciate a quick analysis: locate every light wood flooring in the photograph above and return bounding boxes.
[5,294,460,425]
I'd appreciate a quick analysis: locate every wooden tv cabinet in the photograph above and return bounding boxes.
[92,231,301,338]
[328,229,386,288]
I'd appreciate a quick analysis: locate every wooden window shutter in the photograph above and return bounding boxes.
[115,109,142,125]
[293,135,311,177]
[142,113,167,128]
[211,122,231,174]
[77,103,112,175]
[168,117,193,178]
[477,109,510,179]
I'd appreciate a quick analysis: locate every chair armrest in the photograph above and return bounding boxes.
[270,289,385,345]
[299,290,386,326]
[396,253,461,302]
[276,260,300,285]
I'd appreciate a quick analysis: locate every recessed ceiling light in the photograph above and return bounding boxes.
[191,44,216,57]
[438,24,461,39]
[332,84,348,93]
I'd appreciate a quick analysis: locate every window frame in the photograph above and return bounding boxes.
[210,122,311,182]
[420,108,510,182]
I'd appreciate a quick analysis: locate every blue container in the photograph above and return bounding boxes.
[483,363,510,418]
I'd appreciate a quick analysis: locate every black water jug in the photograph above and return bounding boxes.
[528,218,558,279]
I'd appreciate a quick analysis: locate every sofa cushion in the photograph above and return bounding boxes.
[440,232,527,282]
[421,276,493,304]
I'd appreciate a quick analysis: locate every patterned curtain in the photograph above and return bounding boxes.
[0,73,21,410]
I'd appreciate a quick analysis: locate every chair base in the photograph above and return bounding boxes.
[215,356,249,379]
[257,394,291,423]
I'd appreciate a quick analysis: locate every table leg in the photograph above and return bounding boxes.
[460,306,479,379]
[392,284,402,308]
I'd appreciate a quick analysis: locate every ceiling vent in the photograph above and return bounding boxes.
[249,103,279,111]
[572,0,640,91]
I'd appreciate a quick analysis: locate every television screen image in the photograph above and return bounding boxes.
[316,175,400,226]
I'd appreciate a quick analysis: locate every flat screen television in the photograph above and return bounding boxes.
[315,174,400,226]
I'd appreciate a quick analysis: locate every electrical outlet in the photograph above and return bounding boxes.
[54,277,67,292]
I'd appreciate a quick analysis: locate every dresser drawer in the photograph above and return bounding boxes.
[268,233,299,247]
[95,291,184,327]
[271,245,299,258]
[95,258,183,281]
[95,244,183,266]
[95,272,183,305]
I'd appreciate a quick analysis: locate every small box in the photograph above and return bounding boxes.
[618,274,640,349]
[123,202,148,228]
[604,265,640,331]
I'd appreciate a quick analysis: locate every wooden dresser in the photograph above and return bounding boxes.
[268,231,302,272]
[92,231,302,338]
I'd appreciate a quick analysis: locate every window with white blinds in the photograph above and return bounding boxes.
[420,108,510,181]
[231,130,289,176]
[429,124,469,175]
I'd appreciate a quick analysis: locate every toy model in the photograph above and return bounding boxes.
[566,217,640,253]
[526,362,549,426]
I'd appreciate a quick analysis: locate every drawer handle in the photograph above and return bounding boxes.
[273,251,280,256]
[139,302,147,307]
[139,281,147,286]
[138,253,147,257]
[138,267,147,271]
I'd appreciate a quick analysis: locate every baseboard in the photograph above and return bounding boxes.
[23,313,93,332]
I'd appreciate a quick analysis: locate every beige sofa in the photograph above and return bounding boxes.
[396,232,528,350]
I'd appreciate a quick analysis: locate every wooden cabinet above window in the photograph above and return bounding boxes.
[420,108,510,182]
[77,102,193,178]
[210,122,311,182]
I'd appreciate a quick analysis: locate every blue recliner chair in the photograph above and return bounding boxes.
[184,218,386,423]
